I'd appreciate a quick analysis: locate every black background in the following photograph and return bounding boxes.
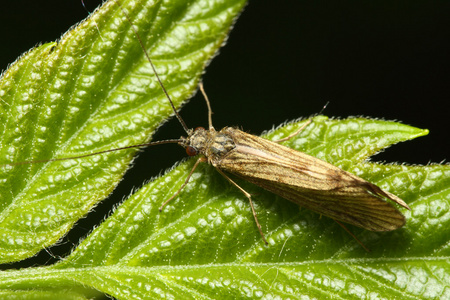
[1,0,448,267]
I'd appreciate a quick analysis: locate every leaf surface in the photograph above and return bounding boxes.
[0,0,247,262]
[2,116,449,299]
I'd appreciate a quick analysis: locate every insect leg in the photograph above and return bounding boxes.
[215,168,269,245]
[274,119,312,143]
[334,220,370,252]
[159,156,207,211]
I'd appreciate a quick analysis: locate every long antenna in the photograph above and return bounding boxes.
[116,0,191,134]
[2,139,183,166]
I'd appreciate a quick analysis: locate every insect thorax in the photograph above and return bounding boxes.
[185,127,236,161]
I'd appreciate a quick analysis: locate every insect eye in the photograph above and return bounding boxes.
[194,127,205,131]
[186,146,198,156]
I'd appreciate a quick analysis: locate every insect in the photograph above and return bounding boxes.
[156,83,411,247]
[3,0,410,249]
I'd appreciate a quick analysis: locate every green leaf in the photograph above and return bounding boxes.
[0,0,247,263]
[2,116,449,299]
[1,0,450,299]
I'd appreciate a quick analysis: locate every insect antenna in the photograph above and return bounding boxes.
[1,139,183,167]
[115,0,191,135]
[198,83,214,130]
